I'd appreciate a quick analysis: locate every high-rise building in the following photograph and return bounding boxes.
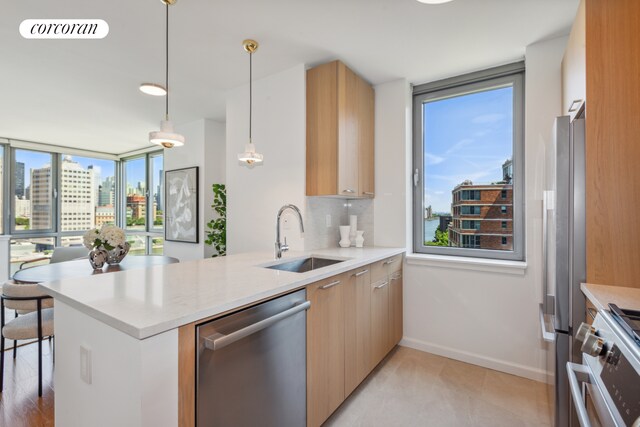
[448,159,514,251]
[15,161,25,199]
[127,194,146,222]
[99,176,115,206]
[32,157,96,231]
[30,165,53,229]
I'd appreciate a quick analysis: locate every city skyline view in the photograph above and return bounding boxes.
[422,85,514,213]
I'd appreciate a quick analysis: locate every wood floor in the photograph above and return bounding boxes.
[0,344,551,427]
[326,346,552,427]
[0,340,54,427]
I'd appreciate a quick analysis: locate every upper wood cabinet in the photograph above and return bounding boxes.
[561,0,586,120]
[306,60,375,198]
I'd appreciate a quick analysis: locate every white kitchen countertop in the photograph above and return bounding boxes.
[38,247,405,340]
[581,282,640,312]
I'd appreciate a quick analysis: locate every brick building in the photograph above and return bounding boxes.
[448,179,513,251]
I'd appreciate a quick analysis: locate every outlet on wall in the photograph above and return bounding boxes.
[325,214,332,228]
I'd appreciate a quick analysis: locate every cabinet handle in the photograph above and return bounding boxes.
[383,259,397,265]
[320,280,341,290]
[374,281,389,289]
[342,189,355,194]
[363,192,374,196]
[568,99,583,112]
[390,274,401,281]
[353,269,369,277]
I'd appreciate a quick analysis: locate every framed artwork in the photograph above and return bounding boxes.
[165,166,199,243]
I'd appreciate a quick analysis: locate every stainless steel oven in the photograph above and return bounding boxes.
[568,309,640,427]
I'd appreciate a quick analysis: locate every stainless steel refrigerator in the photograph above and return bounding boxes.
[540,114,586,427]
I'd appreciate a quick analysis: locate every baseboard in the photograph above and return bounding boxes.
[400,336,552,384]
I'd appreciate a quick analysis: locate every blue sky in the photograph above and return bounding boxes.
[423,86,513,213]
[13,150,162,189]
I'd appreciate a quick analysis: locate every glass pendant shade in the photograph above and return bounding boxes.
[238,142,263,165]
[149,119,185,148]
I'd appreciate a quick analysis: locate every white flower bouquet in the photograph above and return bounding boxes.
[83,224,126,251]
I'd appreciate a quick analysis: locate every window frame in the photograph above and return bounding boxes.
[120,152,164,255]
[412,62,525,261]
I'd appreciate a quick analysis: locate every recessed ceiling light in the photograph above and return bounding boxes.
[416,0,454,4]
[139,83,167,96]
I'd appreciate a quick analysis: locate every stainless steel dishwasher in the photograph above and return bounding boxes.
[196,288,310,427]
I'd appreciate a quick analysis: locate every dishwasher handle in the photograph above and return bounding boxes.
[203,300,311,352]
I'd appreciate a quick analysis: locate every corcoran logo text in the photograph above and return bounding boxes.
[19,19,109,39]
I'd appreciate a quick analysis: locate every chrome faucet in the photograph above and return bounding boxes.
[275,204,304,259]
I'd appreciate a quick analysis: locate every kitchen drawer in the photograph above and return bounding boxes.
[371,255,402,282]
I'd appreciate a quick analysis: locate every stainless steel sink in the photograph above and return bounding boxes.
[265,257,345,273]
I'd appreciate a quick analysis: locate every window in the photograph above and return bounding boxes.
[5,142,164,265]
[13,149,55,232]
[461,190,480,201]
[461,206,480,215]
[123,153,164,254]
[413,62,524,260]
[461,220,480,230]
[60,155,115,231]
[462,235,481,248]
[502,236,507,245]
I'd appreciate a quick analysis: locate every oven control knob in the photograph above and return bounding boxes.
[581,333,605,357]
[575,322,596,342]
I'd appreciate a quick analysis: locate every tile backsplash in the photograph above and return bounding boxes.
[304,197,374,251]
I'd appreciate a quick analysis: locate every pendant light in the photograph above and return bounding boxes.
[149,0,185,148]
[238,39,263,166]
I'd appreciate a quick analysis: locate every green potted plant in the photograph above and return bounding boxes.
[205,183,226,257]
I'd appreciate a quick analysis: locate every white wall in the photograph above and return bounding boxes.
[163,119,225,261]
[375,36,568,382]
[54,301,178,427]
[226,64,307,255]
[373,79,412,248]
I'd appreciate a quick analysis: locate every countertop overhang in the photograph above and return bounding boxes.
[581,282,640,312]
[38,247,405,340]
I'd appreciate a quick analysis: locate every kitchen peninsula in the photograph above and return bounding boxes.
[38,247,405,427]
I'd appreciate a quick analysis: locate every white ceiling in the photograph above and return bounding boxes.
[0,0,578,154]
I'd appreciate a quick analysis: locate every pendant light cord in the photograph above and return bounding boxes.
[249,50,252,142]
[165,2,169,120]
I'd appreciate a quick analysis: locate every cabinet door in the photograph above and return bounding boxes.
[344,267,371,397]
[370,277,390,370]
[388,272,403,351]
[307,275,345,427]
[562,0,586,120]
[337,62,360,196]
[357,75,375,198]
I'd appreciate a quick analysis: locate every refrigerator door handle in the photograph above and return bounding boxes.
[542,191,555,315]
[539,303,556,342]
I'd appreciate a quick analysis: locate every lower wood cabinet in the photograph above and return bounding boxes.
[306,273,346,427]
[370,277,390,368]
[344,266,372,396]
[307,256,403,427]
[388,271,403,351]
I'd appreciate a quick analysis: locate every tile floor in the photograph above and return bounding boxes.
[326,346,552,427]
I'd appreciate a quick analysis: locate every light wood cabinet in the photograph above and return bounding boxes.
[585,0,640,288]
[306,60,375,198]
[370,277,390,368]
[306,273,346,427]
[561,0,586,120]
[344,266,372,397]
[388,271,403,351]
[306,257,403,426]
